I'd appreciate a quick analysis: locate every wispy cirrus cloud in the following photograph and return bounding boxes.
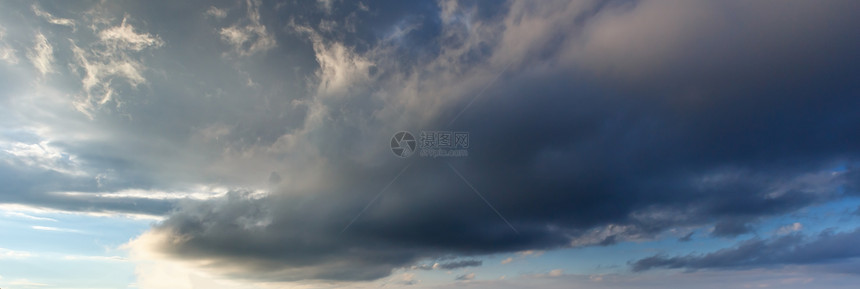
[3,211,57,222]
[70,17,163,117]
[631,228,860,273]
[32,5,75,30]
[0,26,18,64]
[218,0,275,57]
[31,225,83,233]
[0,247,33,259]
[27,32,53,75]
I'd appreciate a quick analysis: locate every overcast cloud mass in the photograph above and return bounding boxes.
[2,0,860,288]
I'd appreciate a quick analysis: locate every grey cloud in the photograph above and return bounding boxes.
[711,219,755,238]
[678,232,694,242]
[133,0,860,282]
[455,272,476,281]
[631,228,860,272]
[437,260,482,270]
[138,3,858,283]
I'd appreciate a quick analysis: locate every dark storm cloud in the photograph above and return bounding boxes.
[131,0,860,282]
[4,0,860,284]
[711,219,755,238]
[631,228,860,272]
[437,260,482,270]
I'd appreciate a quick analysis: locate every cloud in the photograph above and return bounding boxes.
[32,5,76,30]
[398,272,418,285]
[526,269,566,278]
[55,186,232,201]
[98,18,163,51]
[27,32,53,75]
[711,218,756,238]
[0,204,164,221]
[777,223,804,235]
[444,269,860,289]
[455,272,476,281]
[218,0,276,56]
[0,45,16,64]
[2,211,57,222]
[126,0,860,283]
[62,255,127,262]
[70,17,163,117]
[0,26,18,64]
[413,260,483,270]
[437,260,483,270]
[631,227,860,272]
[1,0,859,286]
[127,252,257,289]
[1,139,84,176]
[501,250,544,265]
[517,250,544,257]
[205,6,228,19]
[0,247,33,259]
[678,232,695,242]
[31,225,83,233]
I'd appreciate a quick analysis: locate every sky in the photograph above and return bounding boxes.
[2,0,860,288]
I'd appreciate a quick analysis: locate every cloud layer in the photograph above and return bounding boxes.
[1,0,860,286]
[632,228,860,272]
[127,0,860,282]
